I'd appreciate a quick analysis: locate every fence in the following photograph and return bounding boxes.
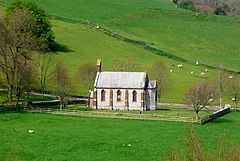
[199,107,231,124]
[25,108,195,123]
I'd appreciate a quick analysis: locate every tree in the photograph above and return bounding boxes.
[6,0,55,51]
[14,59,38,105]
[76,63,96,95]
[0,9,37,102]
[228,75,240,111]
[55,62,71,109]
[186,82,216,122]
[149,60,168,102]
[218,64,228,109]
[38,53,55,100]
[114,58,141,72]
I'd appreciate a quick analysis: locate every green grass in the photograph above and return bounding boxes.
[1,0,239,71]
[0,111,239,160]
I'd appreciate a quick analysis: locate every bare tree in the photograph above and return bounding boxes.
[218,64,228,109]
[186,82,216,122]
[76,62,96,95]
[228,75,240,111]
[38,53,55,100]
[0,9,37,102]
[55,61,71,109]
[149,60,168,102]
[114,58,141,72]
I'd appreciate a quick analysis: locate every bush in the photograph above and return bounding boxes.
[178,0,196,11]
[214,4,230,16]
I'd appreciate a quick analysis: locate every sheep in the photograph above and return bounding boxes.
[195,61,199,66]
[232,98,236,101]
[28,130,34,134]
[177,64,183,68]
[96,25,99,29]
[191,71,194,74]
[229,76,233,79]
[128,144,132,147]
[205,69,208,72]
[199,72,205,78]
[208,98,213,102]
[170,70,173,73]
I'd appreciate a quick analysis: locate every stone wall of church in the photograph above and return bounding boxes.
[96,88,145,111]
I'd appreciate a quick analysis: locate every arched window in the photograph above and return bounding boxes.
[132,90,137,102]
[117,90,121,102]
[101,90,105,102]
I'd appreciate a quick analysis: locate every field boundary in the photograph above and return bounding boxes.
[25,108,195,123]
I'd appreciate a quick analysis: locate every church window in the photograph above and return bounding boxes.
[101,90,105,102]
[133,90,137,102]
[117,90,121,102]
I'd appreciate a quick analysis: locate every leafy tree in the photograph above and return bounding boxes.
[0,9,37,102]
[76,63,96,95]
[149,60,168,102]
[6,0,55,51]
[186,82,216,122]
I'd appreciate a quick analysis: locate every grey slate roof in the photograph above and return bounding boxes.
[94,72,147,89]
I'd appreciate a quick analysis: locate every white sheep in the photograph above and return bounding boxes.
[205,69,208,72]
[28,130,34,134]
[232,98,236,101]
[191,71,194,74]
[177,64,183,68]
[195,61,199,66]
[229,76,233,79]
[96,25,99,29]
[199,72,205,78]
[208,98,213,102]
[170,70,173,73]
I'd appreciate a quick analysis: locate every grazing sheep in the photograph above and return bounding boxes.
[208,98,213,102]
[232,98,236,101]
[28,130,34,134]
[191,71,194,74]
[229,76,233,79]
[96,25,99,29]
[195,61,199,66]
[177,64,183,68]
[170,70,173,73]
[199,72,205,78]
[205,69,208,72]
[128,144,132,147]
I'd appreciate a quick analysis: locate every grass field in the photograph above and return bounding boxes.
[0,111,239,160]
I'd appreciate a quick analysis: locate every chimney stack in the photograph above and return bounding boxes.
[96,59,101,73]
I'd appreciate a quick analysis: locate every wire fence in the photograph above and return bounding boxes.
[25,108,195,123]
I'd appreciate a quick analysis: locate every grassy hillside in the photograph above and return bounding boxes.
[52,19,220,103]
[0,1,237,105]
[1,0,239,71]
[0,112,239,160]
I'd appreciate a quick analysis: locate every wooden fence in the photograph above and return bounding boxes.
[199,107,231,124]
[25,108,195,123]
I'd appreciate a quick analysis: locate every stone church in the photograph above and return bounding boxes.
[89,59,157,111]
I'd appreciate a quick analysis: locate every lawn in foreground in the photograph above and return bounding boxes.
[0,111,239,160]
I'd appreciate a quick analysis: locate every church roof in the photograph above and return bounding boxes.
[94,72,147,89]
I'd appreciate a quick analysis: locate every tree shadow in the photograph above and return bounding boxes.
[51,42,74,53]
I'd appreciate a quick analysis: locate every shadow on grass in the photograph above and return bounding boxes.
[51,42,74,53]
[156,108,170,111]
[211,118,236,124]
